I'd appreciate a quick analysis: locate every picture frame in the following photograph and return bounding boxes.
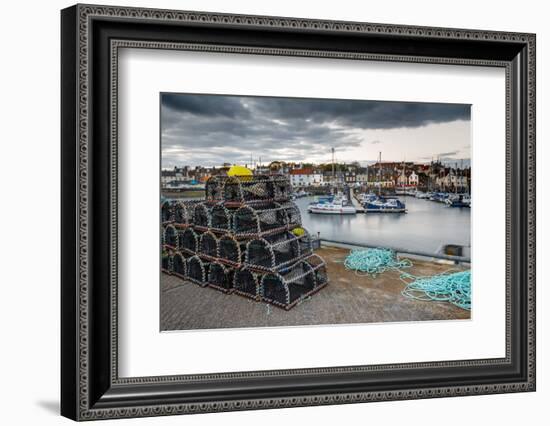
[61,3,536,421]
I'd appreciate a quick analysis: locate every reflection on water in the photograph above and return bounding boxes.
[295,196,470,255]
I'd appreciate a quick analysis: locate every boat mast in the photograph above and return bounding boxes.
[378,151,382,196]
[331,147,335,194]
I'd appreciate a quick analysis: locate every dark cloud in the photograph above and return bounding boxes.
[161,93,470,167]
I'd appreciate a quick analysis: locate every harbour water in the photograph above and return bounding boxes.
[295,195,470,255]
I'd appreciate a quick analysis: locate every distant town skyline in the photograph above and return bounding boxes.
[161,93,471,169]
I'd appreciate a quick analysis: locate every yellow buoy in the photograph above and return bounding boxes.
[291,227,305,237]
[227,165,253,181]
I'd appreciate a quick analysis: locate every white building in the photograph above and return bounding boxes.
[289,168,323,187]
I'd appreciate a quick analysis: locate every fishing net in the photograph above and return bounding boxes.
[233,268,260,300]
[199,231,218,259]
[210,204,233,231]
[179,227,200,254]
[161,249,172,273]
[162,224,178,248]
[172,251,187,278]
[187,256,209,286]
[245,231,301,271]
[260,254,327,309]
[208,262,235,292]
[218,234,245,266]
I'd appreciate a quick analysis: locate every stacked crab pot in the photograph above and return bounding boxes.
[161,174,328,310]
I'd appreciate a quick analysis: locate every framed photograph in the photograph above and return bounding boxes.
[61,4,536,421]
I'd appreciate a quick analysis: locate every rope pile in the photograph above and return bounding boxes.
[344,248,412,277]
[400,270,471,310]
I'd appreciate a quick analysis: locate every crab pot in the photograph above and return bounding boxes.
[233,268,261,300]
[245,232,301,271]
[172,251,187,278]
[210,204,232,231]
[161,200,174,223]
[271,175,292,200]
[205,176,224,202]
[173,200,195,225]
[208,262,235,293]
[161,251,172,273]
[178,227,200,254]
[218,234,245,266]
[223,175,275,203]
[233,202,295,236]
[260,256,327,309]
[163,224,178,248]
[187,256,209,286]
[295,229,313,258]
[304,254,329,287]
[278,202,302,228]
[193,203,211,229]
[199,231,218,259]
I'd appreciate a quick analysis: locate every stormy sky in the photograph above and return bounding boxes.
[161,93,471,168]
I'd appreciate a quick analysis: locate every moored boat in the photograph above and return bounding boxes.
[308,195,357,215]
[364,196,407,213]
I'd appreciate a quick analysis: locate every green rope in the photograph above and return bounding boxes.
[343,248,412,277]
[400,270,471,311]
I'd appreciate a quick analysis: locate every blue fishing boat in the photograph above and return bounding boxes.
[363,196,407,213]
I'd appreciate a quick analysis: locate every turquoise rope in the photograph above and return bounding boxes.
[343,248,471,310]
[343,248,412,277]
[400,270,471,311]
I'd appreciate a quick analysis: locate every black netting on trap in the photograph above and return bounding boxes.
[218,235,244,265]
[223,175,275,203]
[199,231,218,258]
[304,254,329,287]
[161,200,174,223]
[233,202,296,236]
[172,252,187,277]
[179,227,200,254]
[271,175,292,201]
[173,200,195,225]
[245,231,300,270]
[233,268,260,299]
[163,224,178,248]
[295,229,313,258]
[208,262,234,291]
[161,250,172,272]
[278,202,302,228]
[193,203,211,228]
[210,204,232,231]
[261,255,326,308]
[205,175,224,202]
[187,256,209,286]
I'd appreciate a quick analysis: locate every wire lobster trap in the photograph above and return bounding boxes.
[208,262,235,293]
[233,267,261,300]
[171,251,187,279]
[271,175,292,201]
[245,231,305,271]
[209,203,233,232]
[178,227,200,255]
[187,255,209,286]
[198,231,218,260]
[218,234,246,266]
[232,202,301,237]
[193,203,211,230]
[173,200,197,226]
[162,224,178,249]
[161,248,172,273]
[225,174,286,204]
[205,175,225,202]
[260,254,328,310]
[161,200,174,224]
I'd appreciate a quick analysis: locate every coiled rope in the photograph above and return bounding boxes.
[400,270,471,310]
[343,248,412,277]
[344,248,471,310]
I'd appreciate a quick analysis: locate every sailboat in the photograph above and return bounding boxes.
[363,153,407,213]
